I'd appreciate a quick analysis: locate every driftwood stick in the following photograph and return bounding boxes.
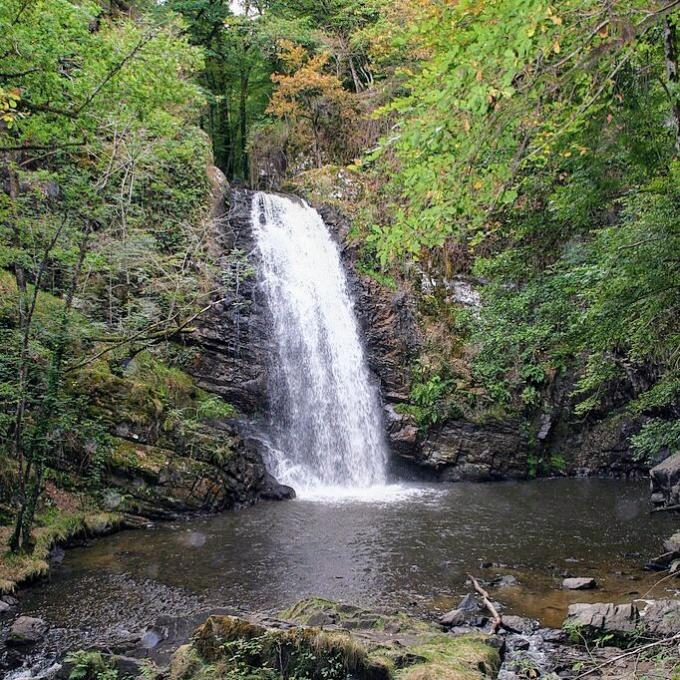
[467,573,503,634]
[651,503,680,513]
[573,632,680,679]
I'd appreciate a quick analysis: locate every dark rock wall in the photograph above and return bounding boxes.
[192,189,272,415]
[191,189,651,485]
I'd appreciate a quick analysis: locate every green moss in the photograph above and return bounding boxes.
[399,635,500,680]
[183,614,391,680]
[109,439,172,477]
[0,508,122,594]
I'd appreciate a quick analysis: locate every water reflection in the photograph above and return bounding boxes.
[19,479,677,639]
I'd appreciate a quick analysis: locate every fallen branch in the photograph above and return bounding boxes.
[467,573,504,634]
[652,503,680,513]
[573,632,680,679]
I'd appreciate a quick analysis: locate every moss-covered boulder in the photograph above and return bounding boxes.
[168,599,500,680]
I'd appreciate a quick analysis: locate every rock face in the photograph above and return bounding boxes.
[191,189,272,415]
[565,599,680,642]
[415,420,528,481]
[650,452,680,510]
[105,431,270,519]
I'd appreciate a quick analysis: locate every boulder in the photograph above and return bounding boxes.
[565,602,639,642]
[562,577,597,590]
[7,616,49,646]
[493,575,519,588]
[565,600,680,642]
[639,599,680,637]
[650,451,680,510]
[502,615,539,635]
[644,550,680,572]
[438,609,467,627]
[260,474,296,501]
[664,531,680,553]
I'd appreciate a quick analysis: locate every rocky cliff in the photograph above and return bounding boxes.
[189,187,653,485]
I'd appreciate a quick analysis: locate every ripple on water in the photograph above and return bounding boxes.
[7,478,679,667]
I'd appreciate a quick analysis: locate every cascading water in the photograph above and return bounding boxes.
[252,192,388,495]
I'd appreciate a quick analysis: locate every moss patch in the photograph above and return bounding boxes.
[171,601,499,680]
[172,614,391,680]
[0,508,122,594]
[399,635,500,680]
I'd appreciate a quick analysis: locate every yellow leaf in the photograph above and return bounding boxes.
[553,41,560,53]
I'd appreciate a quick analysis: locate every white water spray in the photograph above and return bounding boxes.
[252,192,388,496]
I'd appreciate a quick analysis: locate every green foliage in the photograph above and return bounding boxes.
[66,651,118,680]
[0,0,217,548]
[351,1,680,457]
[406,373,458,427]
[631,419,680,463]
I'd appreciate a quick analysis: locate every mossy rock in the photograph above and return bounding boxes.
[193,615,267,662]
[399,634,500,680]
[280,597,431,635]
[109,438,173,478]
[172,602,499,680]
[176,614,391,680]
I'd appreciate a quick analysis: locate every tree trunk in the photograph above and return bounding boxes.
[348,55,363,93]
[663,17,680,154]
[13,224,90,550]
[238,68,250,179]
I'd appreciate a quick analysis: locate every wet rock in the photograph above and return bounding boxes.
[439,593,491,628]
[502,615,539,635]
[259,474,296,501]
[506,634,530,651]
[639,599,680,637]
[415,420,529,481]
[664,531,680,553]
[111,655,144,677]
[7,616,49,646]
[562,577,597,590]
[538,627,568,643]
[384,404,419,457]
[458,593,481,613]
[493,575,519,588]
[650,451,680,510]
[438,609,467,627]
[644,549,680,571]
[191,190,271,414]
[2,595,19,607]
[565,602,639,642]
[0,600,11,614]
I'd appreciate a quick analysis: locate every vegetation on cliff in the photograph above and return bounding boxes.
[0,0,232,556]
[2,0,680,564]
[180,0,680,468]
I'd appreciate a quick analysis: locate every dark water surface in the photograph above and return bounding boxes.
[16,479,679,649]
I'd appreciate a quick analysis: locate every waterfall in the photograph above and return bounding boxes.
[252,192,388,494]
